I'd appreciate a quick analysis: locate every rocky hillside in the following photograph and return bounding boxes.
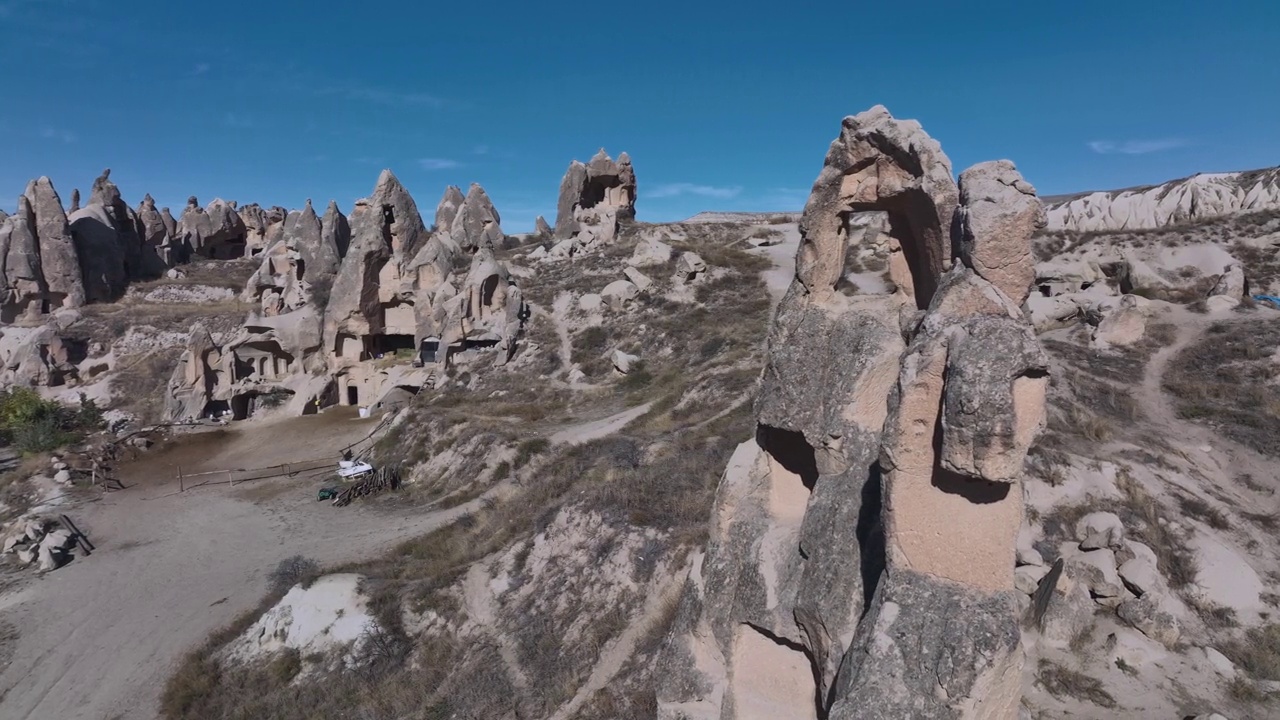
[1045,166,1280,233]
[4,111,1280,720]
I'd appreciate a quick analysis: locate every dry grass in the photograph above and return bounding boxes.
[1115,469,1199,591]
[1164,320,1280,456]
[1223,624,1280,681]
[1037,660,1117,709]
[162,223,775,719]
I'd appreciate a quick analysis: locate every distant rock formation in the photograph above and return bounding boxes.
[69,169,165,302]
[177,196,249,260]
[1044,167,1280,232]
[550,149,636,256]
[25,177,85,310]
[657,106,1047,720]
[243,199,342,317]
[450,183,504,252]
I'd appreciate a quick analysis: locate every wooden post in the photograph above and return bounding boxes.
[178,464,184,493]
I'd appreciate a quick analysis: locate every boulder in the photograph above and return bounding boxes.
[600,280,639,309]
[578,294,603,313]
[955,160,1046,304]
[1091,294,1149,348]
[1076,511,1125,550]
[1015,564,1050,595]
[628,237,672,267]
[1069,549,1124,598]
[1205,295,1241,312]
[675,251,706,282]
[1118,557,1160,597]
[611,350,639,374]
[1025,294,1082,333]
[1209,264,1246,302]
[1117,594,1181,646]
[1117,252,1170,296]
[54,469,71,484]
[623,267,653,291]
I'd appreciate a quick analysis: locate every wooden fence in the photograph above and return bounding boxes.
[177,458,335,492]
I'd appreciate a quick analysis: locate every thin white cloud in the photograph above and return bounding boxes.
[38,126,77,143]
[418,158,461,171]
[193,62,210,75]
[1088,138,1187,155]
[320,85,446,108]
[647,182,743,199]
[223,113,253,129]
[354,156,384,165]
[472,144,490,155]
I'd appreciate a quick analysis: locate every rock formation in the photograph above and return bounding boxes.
[177,196,249,260]
[1044,166,1280,232]
[24,177,85,310]
[450,183,504,252]
[137,194,178,267]
[243,200,341,317]
[315,170,527,413]
[68,169,163,302]
[550,149,637,256]
[434,186,465,237]
[657,107,1047,720]
[322,201,352,260]
[1,196,48,322]
[534,215,552,237]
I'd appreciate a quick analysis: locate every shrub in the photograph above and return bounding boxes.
[269,556,320,594]
[1223,624,1280,681]
[513,438,550,469]
[0,388,103,454]
[1037,660,1116,708]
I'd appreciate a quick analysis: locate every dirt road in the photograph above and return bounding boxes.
[0,409,478,720]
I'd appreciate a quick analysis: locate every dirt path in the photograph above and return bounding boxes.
[548,559,690,720]
[1136,309,1214,446]
[550,402,653,446]
[462,561,530,692]
[1135,309,1279,499]
[0,410,481,720]
[754,222,800,305]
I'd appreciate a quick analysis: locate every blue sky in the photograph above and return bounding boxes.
[1,0,1276,232]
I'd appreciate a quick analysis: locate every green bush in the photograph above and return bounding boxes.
[0,388,103,454]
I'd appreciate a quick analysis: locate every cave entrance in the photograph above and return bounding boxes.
[202,400,230,420]
[420,337,441,364]
[347,385,360,406]
[367,333,416,359]
[230,394,253,421]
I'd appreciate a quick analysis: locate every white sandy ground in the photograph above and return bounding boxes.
[0,410,488,720]
[755,223,801,304]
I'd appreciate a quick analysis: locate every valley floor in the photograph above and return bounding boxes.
[0,411,486,720]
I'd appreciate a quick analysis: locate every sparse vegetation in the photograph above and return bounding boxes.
[268,556,320,594]
[1037,660,1117,709]
[1164,320,1280,456]
[1176,494,1230,531]
[1116,469,1199,591]
[0,388,103,454]
[1223,623,1280,682]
